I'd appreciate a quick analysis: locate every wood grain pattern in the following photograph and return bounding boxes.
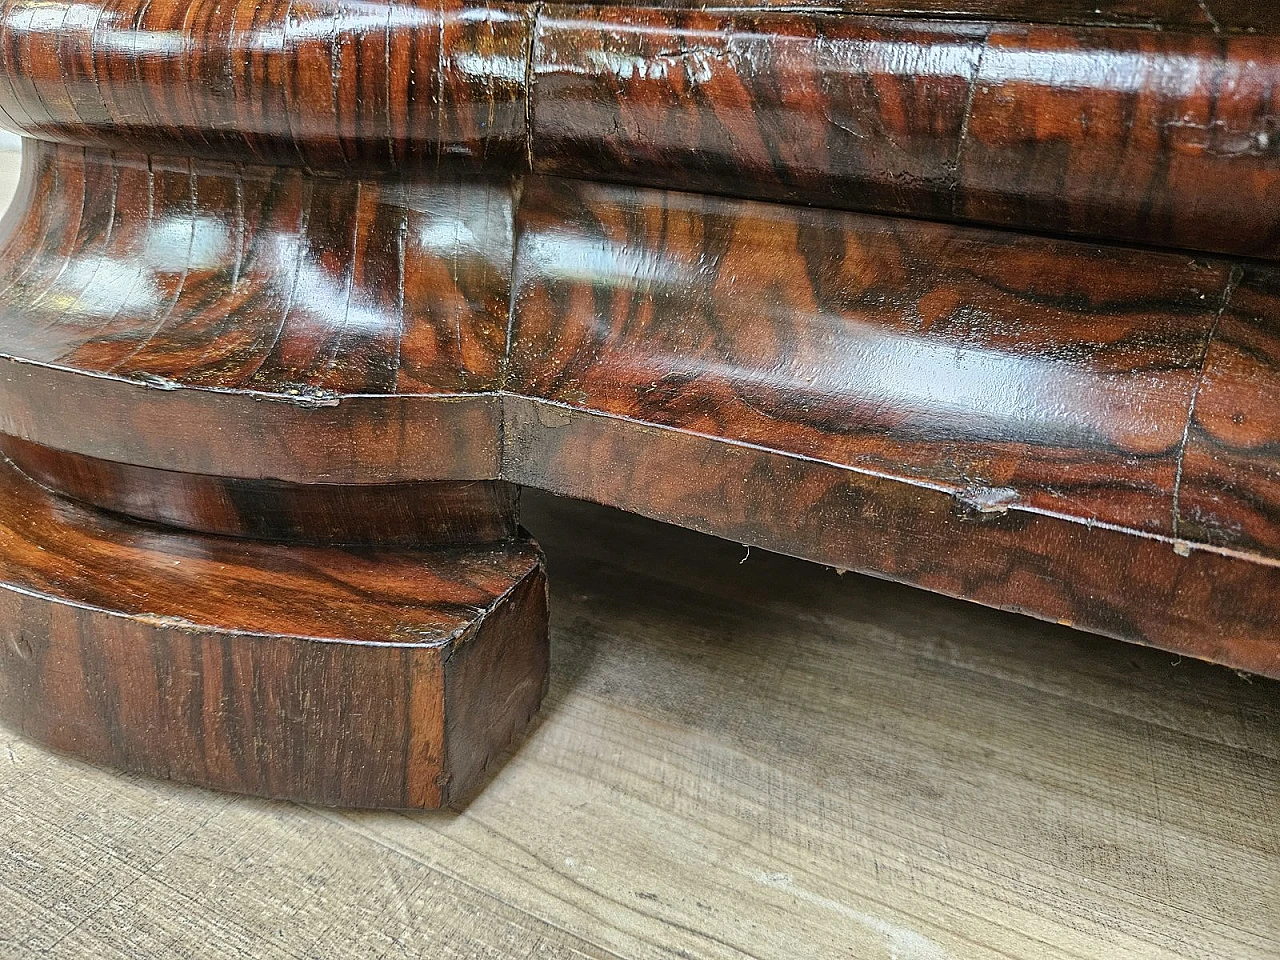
[1,0,529,168]
[505,177,1280,678]
[0,453,548,807]
[1,0,1280,808]
[957,26,1280,257]
[509,177,1226,539]
[1,1,1279,255]
[0,143,509,481]
[506,397,1280,679]
[572,0,1277,32]
[3,489,1277,959]
[2,138,1280,679]
[0,145,513,393]
[533,10,986,223]
[0,436,521,544]
[533,8,1280,257]
[0,146,551,806]
[1179,267,1280,556]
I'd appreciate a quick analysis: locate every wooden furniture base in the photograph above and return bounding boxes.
[0,0,1278,806]
[0,452,547,808]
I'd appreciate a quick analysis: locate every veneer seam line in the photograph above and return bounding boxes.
[1171,262,1243,543]
[500,395,1280,570]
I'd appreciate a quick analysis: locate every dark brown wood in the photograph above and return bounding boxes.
[533,10,986,224]
[0,0,1277,807]
[0,145,512,394]
[508,177,1223,541]
[1180,269,1280,556]
[575,0,1276,31]
[0,0,529,168]
[0,454,549,807]
[0,436,521,544]
[504,178,1280,678]
[1,140,1279,679]
[0,144,507,482]
[1,1,1278,255]
[505,398,1280,678]
[534,9,1280,257]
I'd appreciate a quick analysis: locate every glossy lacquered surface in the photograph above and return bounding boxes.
[509,177,1222,540]
[0,0,1278,255]
[0,435,521,544]
[0,0,1279,807]
[575,0,1275,31]
[535,10,1280,257]
[0,0,529,168]
[506,178,1280,677]
[0,144,509,481]
[1,142,1278,677]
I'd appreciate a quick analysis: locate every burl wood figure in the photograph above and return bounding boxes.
[0,0,1275,807]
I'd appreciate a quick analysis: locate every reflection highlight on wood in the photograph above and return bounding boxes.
[0,0,1278,807]
[1,0,1279,254]
[0,142,1278,680]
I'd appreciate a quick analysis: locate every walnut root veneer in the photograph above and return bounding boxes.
[0,0,1277,806]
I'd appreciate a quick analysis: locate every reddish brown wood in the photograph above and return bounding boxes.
[0,436,520,544]
[504,178,1280,678]
[1,1,1278,255]
[533,9,1280,257]
[508,177,1224,540]
[0,144,507,481]
[574,0,1273,30]
[533,11,985,223]
[0,0,1278,806]
[957,27,1280,257]
[0,455,548,807]
[1180,270,1280,557]
[0,0,529,167]
[1,139,1279,677]
[503,398,1280,678]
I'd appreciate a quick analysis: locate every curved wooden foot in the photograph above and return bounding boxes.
[0,456,548,809]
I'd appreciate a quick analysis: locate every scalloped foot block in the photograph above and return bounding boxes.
[0,461,548,809]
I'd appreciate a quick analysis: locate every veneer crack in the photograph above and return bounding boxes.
[1171,263,1243,544]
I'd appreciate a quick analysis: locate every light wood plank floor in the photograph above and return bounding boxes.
[0,489,1277,959]
[0,153,1276,958]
